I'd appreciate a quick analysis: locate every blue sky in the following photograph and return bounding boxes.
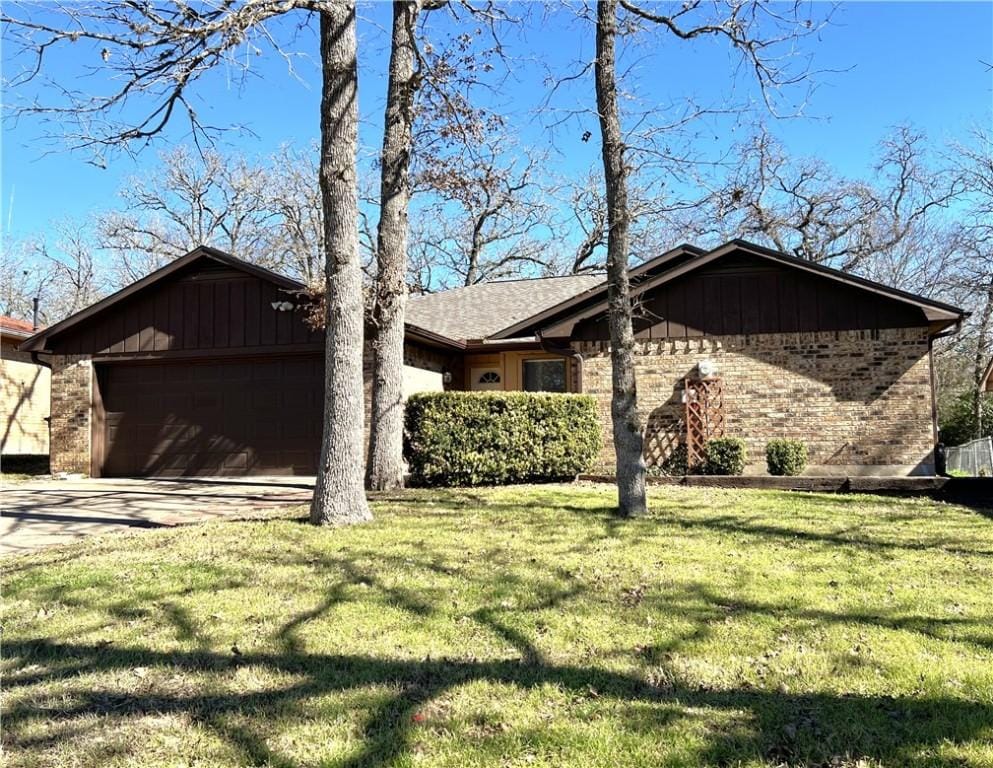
[2,1,991,243]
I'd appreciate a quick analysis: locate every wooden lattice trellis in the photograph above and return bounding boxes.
[684,377,725,470]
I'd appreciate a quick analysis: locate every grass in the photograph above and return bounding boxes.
[3,484,993,768]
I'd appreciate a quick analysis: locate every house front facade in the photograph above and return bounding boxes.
[21,240,964,478]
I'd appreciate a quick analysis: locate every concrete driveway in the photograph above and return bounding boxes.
[0,477,315,556]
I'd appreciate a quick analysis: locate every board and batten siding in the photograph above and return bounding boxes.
[46,262,322,356]
[571,254,927,341]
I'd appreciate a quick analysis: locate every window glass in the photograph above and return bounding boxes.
[523,359,566,392]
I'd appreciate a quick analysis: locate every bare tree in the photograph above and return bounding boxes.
[100,144,325,287]
[367,0,435,492]
[3,1,371,525]
[0,240,44,324]
[714,125,957,275]
[945,128,993,438]
[100,146,274,283]
[412,138,555,288]
[595,0,647,516]
[551,169,609,274]
[590,0,826,516]
[547,166,714,276]
[263,143,325,286]
[1,223,107,326]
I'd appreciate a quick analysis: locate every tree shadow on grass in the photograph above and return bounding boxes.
[6,570,993,766]
[5,635,992,768]
[6,488,993,767]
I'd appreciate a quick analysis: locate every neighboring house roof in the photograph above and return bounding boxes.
[406,273,603,341]
[0,315,37,340]
[492,239,967,339]
[982,357,993,393]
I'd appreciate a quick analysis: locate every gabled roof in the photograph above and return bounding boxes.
[493,239,966,339]
[982,357,993,393]
[406,273,603,342]
[19,246,307,353]
[18,239,968,355]
[17,246,471,354]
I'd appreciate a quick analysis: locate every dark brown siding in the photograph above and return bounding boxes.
[573,253,928,341]
[49,261,322,356]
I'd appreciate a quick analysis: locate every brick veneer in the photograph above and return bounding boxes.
[49,354,92,475]
[577,327,935,475]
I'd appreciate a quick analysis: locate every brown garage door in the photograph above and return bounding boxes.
[97,357,324,477]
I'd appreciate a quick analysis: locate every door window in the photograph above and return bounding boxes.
[471,368,503,391]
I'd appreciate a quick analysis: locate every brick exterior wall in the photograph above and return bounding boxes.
[577,327,935,475]
[49,355,92,475]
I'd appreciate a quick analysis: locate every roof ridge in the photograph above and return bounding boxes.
[408,273,602,297]
[485,272,604,285]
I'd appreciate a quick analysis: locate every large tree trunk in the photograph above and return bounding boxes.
[972,278,993,438]
[595,0,647,517]
[311,2,372,525]
[367,0,422,491]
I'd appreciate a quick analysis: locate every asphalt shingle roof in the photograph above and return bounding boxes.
[406,273,603,341]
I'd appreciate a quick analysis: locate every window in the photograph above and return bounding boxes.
[523,359,566,393]
[471,368,502,391]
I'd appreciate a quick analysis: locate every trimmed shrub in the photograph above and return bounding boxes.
[404,391,601,487]
[703,437,747,476]
[766,439,808,476]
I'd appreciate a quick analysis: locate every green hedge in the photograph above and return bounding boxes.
[704,437,747,476]
[404,392,601,487]
[766,439,808,476]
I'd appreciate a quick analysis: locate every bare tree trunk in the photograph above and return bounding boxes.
[311,2,372,525]
[367,0,422,491]
[595,0,647,517]
[972,278,993,439]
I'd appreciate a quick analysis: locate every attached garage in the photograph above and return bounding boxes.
[24,246,460,478]
[21,248,333,478]
[96,357,324,477]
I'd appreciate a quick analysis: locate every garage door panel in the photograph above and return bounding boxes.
[99,357,323,477]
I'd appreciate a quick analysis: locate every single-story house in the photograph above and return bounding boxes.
[2,315,50,457]
[20,240,965,478]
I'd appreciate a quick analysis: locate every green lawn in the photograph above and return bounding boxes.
[3,484,993,767]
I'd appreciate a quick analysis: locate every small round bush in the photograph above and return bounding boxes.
[766,439,808,476]
[704,437,747,476]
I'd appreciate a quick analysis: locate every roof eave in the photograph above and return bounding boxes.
[535,240,968,338]
[2,328,34,342]
[404,323,466,351]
